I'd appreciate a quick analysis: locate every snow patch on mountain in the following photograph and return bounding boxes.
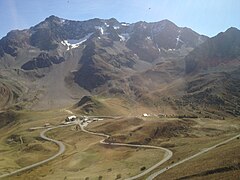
[61,33,93,50]
[176,34,184,47]
[104,22,109,27]
[113,26,120,30]
[146,36,151,40]
[121,23,129,26]
[118,33,130,41]
[95,26,104,34]
[156,44,161,52]
[60,18,66,24]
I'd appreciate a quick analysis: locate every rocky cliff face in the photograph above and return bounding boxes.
[21,53,65,70]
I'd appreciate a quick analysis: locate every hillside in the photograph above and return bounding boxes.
[181,28,240,117]
[185,27,240,74]
[0,75,25,110]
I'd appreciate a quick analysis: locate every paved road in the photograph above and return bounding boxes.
[2,116,237,180]
[0,125,70,179]
[80,123,173,180]
[146,133,240,180]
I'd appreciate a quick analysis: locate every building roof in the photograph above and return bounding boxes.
[67,115,77,119]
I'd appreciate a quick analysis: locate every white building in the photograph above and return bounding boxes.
[143,113,150,117]
[65,115,77,122]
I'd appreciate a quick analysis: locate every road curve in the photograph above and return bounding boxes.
[80,124,173,180]
[146,133,240,180]
[0,125,70,179]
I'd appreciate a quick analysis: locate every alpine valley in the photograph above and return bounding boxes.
[0,16,239,180]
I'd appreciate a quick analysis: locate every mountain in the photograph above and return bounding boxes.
[177,27,240,117]
[2,15,238,118]
[185,27,240,74]
[96,26,240,118]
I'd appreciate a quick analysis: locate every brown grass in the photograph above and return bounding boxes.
[0,105,239,180]
[154,138,240,180]
[8,125,165,180]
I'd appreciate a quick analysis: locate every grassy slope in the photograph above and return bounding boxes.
[154,138,240,180]
[0,77,25,110]
[88,116,240,180]
[0,109,68,176]
[72,96,159,117]
[0,97,239,179]
[7,123,165,180]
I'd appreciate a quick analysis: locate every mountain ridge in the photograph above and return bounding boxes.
[0,15,239,118]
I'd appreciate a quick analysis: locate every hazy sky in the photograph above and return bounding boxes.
[0,0,239,38]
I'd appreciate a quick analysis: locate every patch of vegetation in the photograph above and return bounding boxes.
[116,174,122,179]
[0,110,18,128]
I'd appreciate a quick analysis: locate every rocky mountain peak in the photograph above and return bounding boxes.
[45,15,62,22]
[225,27,240,34]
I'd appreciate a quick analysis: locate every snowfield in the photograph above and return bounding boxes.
[95,26,104,34]
[61,33,93,50]
[118,33,130,41]
[113,26,120,30]
[121,23,129,26]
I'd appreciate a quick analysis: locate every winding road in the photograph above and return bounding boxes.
[0,117,239,180]
[81,122,240,180]
[0,125,71,179]
[80,122,173,180]
[146,133,240,180]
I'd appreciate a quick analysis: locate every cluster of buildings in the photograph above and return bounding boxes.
[61,115,103,126]
[142,113,166,118]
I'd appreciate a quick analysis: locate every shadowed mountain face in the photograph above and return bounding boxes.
[185,27,240,74]
[21,52,65,70]
[177,27,240,117]
[0,15,239,117]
